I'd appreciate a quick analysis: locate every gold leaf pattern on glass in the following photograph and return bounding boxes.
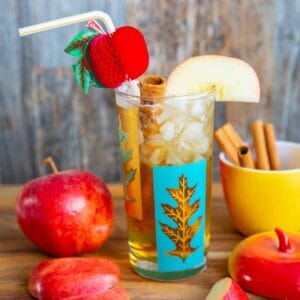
[118,123,137,203]
[160,174,201,261]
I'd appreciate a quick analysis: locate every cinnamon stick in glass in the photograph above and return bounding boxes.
[140,75,166,104]
[139,75,166,137]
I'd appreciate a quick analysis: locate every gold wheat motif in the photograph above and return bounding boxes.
[160,174,201,261]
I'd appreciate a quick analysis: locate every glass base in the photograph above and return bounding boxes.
[130,257,206,281]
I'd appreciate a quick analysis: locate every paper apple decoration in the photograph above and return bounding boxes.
[64,21,149,93]
[28,257,129,300]
[16,157,113,257]
[229,228,300,300]
[205,277,249,300]
[88,26,149,88]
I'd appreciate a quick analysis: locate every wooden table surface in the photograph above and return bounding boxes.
[0,183,265,300]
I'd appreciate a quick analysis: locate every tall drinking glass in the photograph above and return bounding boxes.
[116,85,215,281]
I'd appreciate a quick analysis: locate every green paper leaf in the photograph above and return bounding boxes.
[72,59,90,94]
[89,71,105,88]
[82,42,104,88]
[64,29,98,58]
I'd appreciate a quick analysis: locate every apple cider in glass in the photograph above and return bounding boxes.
[116,81,214,280]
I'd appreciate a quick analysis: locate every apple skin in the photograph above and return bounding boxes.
[16,170,113,257]
[228,229,300,300]
[28,257,129,300]
[205,277,249,300]
[76,286,130,300]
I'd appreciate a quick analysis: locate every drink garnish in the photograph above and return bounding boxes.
[65,20,149,93]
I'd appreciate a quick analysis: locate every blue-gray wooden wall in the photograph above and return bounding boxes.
[0,0,299,183]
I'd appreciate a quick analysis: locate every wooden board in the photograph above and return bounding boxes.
[0,0,299,183]
[0,183,266,299]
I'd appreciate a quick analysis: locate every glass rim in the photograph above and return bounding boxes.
[115,86,215,106]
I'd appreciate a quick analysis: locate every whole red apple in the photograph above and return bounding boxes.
[16,157,113,257]
[28,257,129,300]
[229,228,300,300]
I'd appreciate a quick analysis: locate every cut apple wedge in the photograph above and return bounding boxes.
[166,55,260,102]
[205,277,249,300]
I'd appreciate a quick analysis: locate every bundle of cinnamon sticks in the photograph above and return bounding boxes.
[214,120,281,170]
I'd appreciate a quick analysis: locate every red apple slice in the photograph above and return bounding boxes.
[28,257,129,300]
[166,55,260,102]
[205,277,249,300]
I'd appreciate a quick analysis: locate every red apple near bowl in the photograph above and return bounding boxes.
[229,228,300,299]
[16,157,113,257]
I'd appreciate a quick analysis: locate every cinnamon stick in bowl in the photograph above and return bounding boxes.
[214,127,240,165]
[238,145,255,168]
[264,123,281,170]
[251,120,270,170]
[223,122,244,149]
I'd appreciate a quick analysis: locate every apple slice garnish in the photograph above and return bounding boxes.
[166,55,260,102]
[205,277,249,300]
[28,257,129,300]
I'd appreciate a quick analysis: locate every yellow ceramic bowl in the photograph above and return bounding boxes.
[219,141,300,235]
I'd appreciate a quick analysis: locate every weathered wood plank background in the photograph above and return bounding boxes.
[0,0,299,183]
